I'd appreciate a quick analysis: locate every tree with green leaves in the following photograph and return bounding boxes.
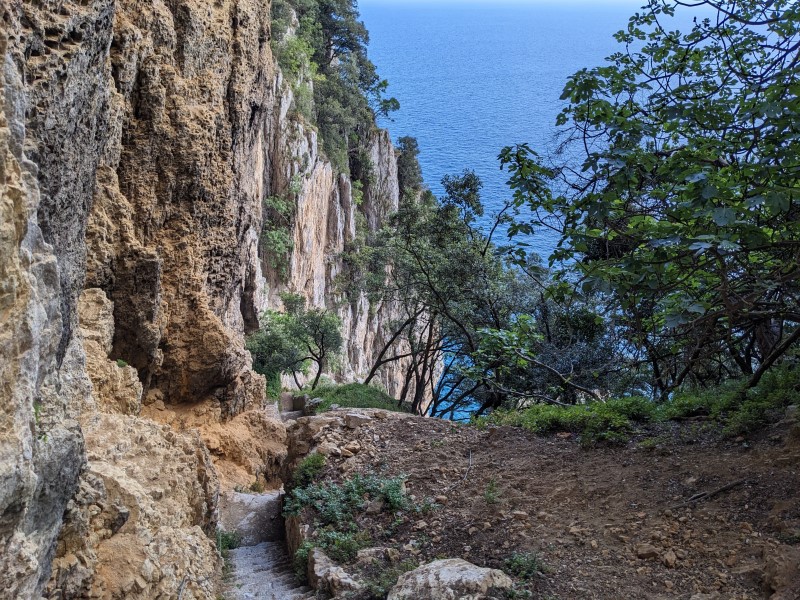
[271,0,398,173]
[501,0,800,398]
[284,293,345,390]
[246,310,306,393]
[396,136,424,195]
[247,293,343,391]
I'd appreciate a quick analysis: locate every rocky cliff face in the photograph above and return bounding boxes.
[1,0,410,597]
[262,74,410,396]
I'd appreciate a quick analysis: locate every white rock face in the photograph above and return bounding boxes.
[263,62,425,401]
[388,558,514,600]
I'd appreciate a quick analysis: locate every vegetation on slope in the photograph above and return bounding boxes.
[271,0,398,174]
[481,360,800,444]
[299,382,410,414]
[344,0,800,431]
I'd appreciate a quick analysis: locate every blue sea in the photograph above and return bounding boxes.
[360,0,681,258]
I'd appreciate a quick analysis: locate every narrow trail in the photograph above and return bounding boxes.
[226,541,316,600]
[220,490,314,600]
[220,402,313,599]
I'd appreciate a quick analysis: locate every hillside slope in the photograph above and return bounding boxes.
[284,409,800,599]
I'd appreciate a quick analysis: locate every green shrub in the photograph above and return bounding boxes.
[273,36,314,80]
[292,528,372,582]
[284,473,408,525]
[292,452,327,488]
[484,478,500,504]
[482,361,799,442]
[116,358,128,368]
[723,364,800,434]
[266,374,282,399]
[315,528,371,563]
[294,540,314,580]
[504,551,547,580]
[262,227,293,276]
[482,396,654,444]
[216,529,241,554]
[304,383,408,414]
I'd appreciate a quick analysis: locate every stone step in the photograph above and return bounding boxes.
[226,542,313,600]
[281,410,304,421]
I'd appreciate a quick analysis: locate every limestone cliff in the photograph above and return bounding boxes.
[262,73,410,396]
[0,0,412,597]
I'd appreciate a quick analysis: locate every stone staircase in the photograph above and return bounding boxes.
[221,490,315,599]
[225,542,316,599]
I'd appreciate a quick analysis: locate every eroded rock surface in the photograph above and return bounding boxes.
[47,414,220,600]
[1,10,96,597]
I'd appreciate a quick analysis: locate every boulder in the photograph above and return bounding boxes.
[636,543,660,559]
[308,548,362,595]
[388,558,513,600]
[765,545,800,600]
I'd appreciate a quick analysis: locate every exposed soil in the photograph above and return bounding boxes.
[300,410,800,599]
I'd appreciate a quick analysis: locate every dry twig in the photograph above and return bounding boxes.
[444,450,473,493]
[670,478,747,510]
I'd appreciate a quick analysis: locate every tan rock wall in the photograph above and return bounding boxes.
[84,0,276,417]
[1,0,418,597]
[46,414,220,600]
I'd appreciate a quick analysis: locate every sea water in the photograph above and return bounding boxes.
[362,0,658,258]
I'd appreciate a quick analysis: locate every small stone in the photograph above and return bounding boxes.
[636,544,660,560]
[675,549,689,560]
[663,549,678,568]
[468,527,479,535]
[435,495,448,504]
[345,413,372,429]
[340,448,354,458]
[414,520,428,530]
[317,442,341,457]
[343,440,361,453]
[512,511,529,521]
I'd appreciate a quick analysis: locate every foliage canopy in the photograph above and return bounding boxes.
[501,0,800,398]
